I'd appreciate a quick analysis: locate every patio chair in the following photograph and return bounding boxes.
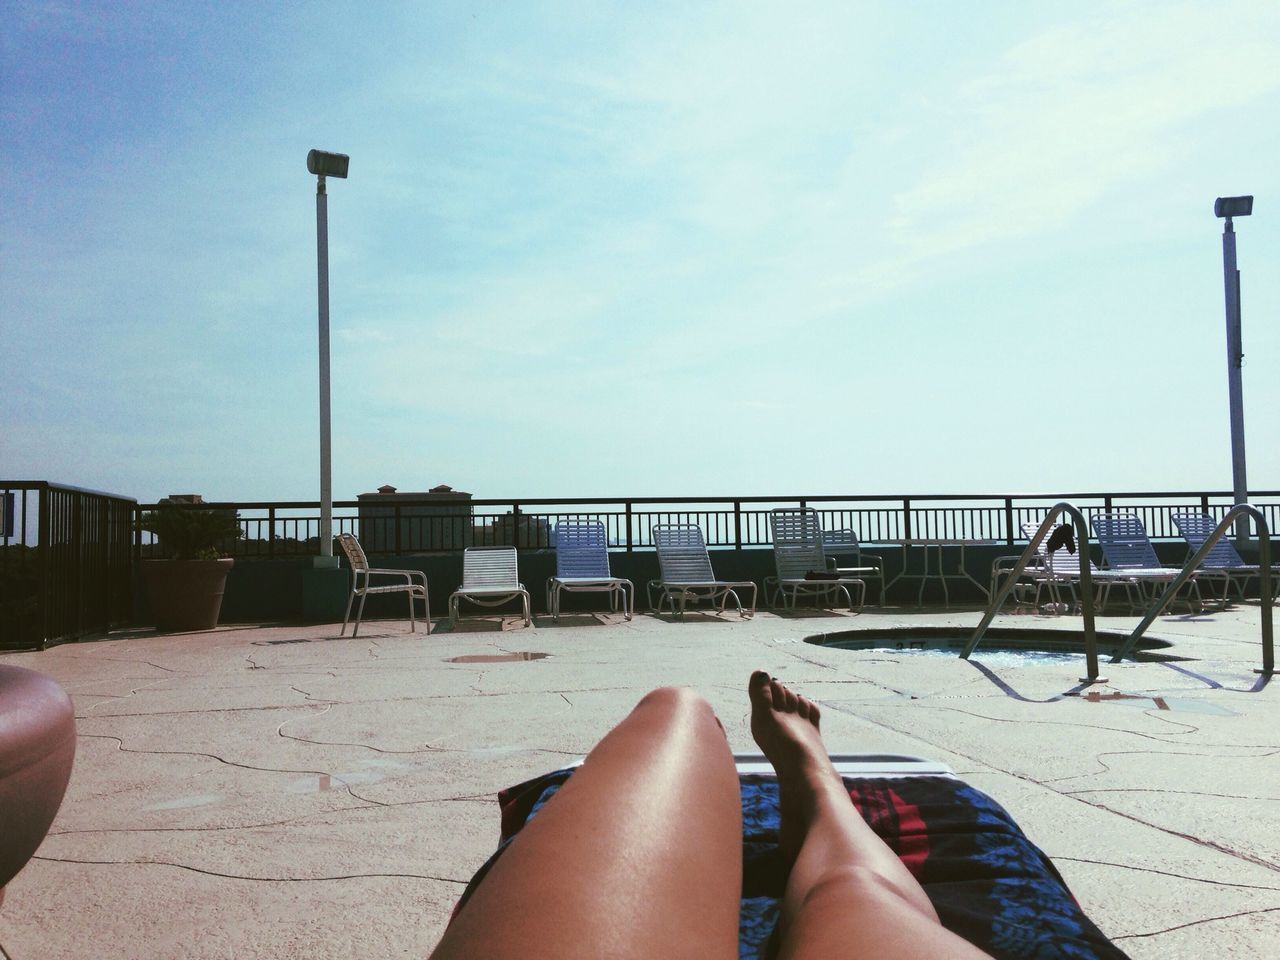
[449,546,532,627]
[819,527,886,605]
[1172,511,1280,606]
[546,520,634,620]
[453,754,1129,960]
[336,533,431,637]
[648,524,757,619]
[764,508,865,611]
[993,522,1128,614]
[1090,513,1207,612]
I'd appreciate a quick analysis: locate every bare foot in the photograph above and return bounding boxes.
[749,670,842,863]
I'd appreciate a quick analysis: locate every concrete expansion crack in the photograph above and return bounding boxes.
[50,795,496,836]
[1042,747,1278,786]
[76,677,174,716]
[276,707,438,754]
[1112,905,1280,940]
[1063,786,1279,803]
[60,653,179,673]
[31,855,469,885]
[1052,856,1280,890]
[875,702,1277,749]
[78,702,334,718]
[75,733,375,806]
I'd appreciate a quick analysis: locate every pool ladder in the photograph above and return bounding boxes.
[964,502,1275,680]
[963,503,1105,683]
[1110,503,1273,673]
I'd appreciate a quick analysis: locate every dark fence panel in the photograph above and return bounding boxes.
[1,482,136,649]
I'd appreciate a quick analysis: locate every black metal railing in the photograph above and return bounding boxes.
[132,490,1280,559]
[1,482,136,649]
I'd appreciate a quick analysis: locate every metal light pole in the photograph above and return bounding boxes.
[1214,195,1253,541]
[307,149,350,563]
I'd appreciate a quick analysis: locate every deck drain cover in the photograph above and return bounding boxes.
[447,652,550,663]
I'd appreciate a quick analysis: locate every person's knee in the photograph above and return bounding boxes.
[633,687,727,737]
[800,864,921,915]
[636,685,713,717]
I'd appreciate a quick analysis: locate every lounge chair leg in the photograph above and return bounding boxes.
[341,588,356,637]
[353,592,368,638]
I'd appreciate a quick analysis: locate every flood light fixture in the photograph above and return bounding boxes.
[1214,195,1253,219]
[307,149,350,179]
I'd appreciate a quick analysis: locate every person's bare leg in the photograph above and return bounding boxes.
[749,671,994,960]
[431,686,742,960]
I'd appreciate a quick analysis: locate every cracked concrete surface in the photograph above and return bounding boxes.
[1,605,1277,958]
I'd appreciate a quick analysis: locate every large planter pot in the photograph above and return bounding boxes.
[141,558,235,631]
[0,665,75,907]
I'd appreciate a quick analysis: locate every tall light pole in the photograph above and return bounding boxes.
[1214,194,1253,541]
[307,149,349,563]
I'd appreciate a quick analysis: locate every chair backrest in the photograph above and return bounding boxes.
[1090,513,1161,569]
[822,527,864,559]
[336,533,370,574]
[462,547,520,589]
[1020,521,1094,576]
[770,509,827,580]
[554,520,613,578]
[652,524,716,583]
[1172,512,1246,568]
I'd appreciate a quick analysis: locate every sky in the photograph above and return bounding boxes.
[3,0,1278,505]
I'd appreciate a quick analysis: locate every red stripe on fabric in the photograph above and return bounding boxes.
[888,785,930,875]
[846,782,930,877]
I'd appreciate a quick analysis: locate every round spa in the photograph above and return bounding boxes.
[0,665,77,906]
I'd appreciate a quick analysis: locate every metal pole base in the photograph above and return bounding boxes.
[1079,676,1108,685]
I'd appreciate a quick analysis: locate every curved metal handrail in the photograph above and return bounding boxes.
[1111,504,1273,673]
[962,502,1103,683]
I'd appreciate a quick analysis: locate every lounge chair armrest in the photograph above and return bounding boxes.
[364,568,423,585]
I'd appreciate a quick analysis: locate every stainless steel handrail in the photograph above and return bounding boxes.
[1111,504,1274,673]
[962,503,1104,683]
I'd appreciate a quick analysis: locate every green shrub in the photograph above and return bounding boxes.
[140,506,242,560]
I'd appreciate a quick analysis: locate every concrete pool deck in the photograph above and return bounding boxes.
[1,603,1277,958]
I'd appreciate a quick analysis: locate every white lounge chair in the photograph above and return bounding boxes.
[648,524,757,619]
[1172,511,1280,606]
[765,508,864,611]
[546,520,634,620]
[999,522,1133,614]
[819,527,885,605]
[449,547,532,627]
[336,533,430,637]
[1090,513,1207,612]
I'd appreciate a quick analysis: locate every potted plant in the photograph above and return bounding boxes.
[139,505,242,631]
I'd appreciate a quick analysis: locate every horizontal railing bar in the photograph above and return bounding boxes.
[133,490,1280,511]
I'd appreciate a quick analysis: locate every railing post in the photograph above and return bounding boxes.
[734,500,742,550]
[902,498,912,541]
[1004,498,1014,547]
[625,501,634,552]
[268,507,276,559]
[394,503,403,555]
[37,485,50,649]
[512,503,522,547]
